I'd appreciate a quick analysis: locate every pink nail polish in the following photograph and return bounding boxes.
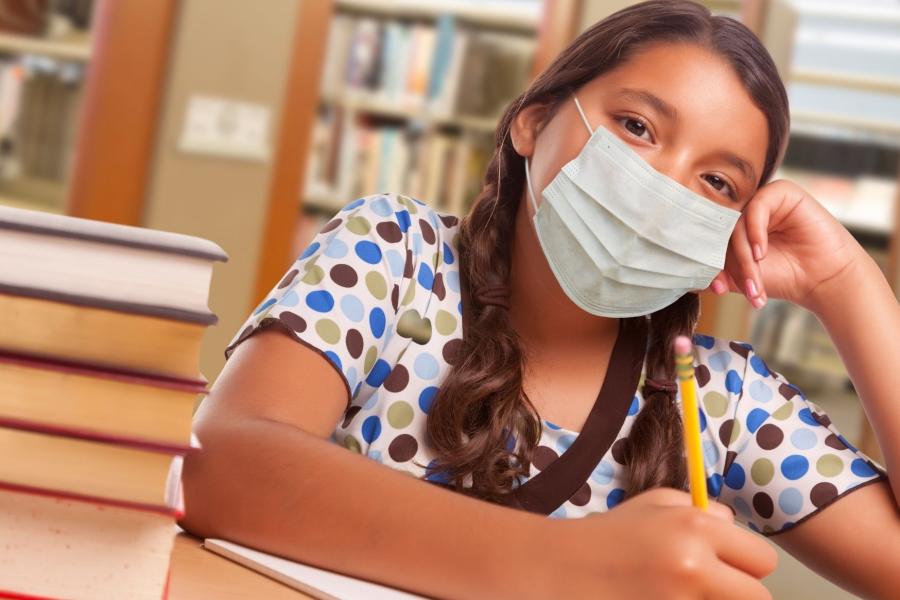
[745,278,758,298]
[752,295,766,309]
[711,280,726,295]
[753,244,763,261]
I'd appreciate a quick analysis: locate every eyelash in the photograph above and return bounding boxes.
[614,114,739,201]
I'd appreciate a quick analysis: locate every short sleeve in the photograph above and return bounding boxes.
[714,342,888,536]
[224,193,415,409]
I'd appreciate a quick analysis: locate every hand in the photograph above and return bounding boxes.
[701,179,866,312]
[542,487,777,599]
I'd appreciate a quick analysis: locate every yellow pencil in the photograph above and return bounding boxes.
[674,335,708,510]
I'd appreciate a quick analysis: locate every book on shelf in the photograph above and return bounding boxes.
[0,204,225,599]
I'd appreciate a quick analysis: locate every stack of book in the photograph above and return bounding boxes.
[0,205,227,599]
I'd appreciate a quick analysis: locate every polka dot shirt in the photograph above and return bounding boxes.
[225,192,888,536]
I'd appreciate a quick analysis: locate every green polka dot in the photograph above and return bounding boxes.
[398,196,418,214]
[816,454,843,477]
[347,216,371,235]
[771,402,794,420]
[315,319,340,344]
[435,310,457,335]
[728,419,741,444]
[703,391,728,418]
[387,401,414,429]
[343,435,361,453]
[751,458,774,485]
[365,271,387,299]
[364,346,377,374]
[401,282,416,306]
[302,265,325,284]
[762,525,775,534]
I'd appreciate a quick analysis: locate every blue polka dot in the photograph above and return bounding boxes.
[798,408,820,427]
[355,240,382,264]
[346,366,358,391]
[363,391,379,410]
[370,196,393,216]
[417,263,434,290]
[735,341,754,353]
[549,504,567,519]
[445,270,460,293]
[748,379,773,403]
[725,370,743,394]
[591,461,615,485]
[385,249,405,277]
[395,210,411,232]
[324,350,342,371]
[324,237,348,258]
[732,496,752,518]
[781,455,809,480]
[442,242,455,264]
[253,297,276,315]
[779,487,803,516]
[369,307,386,338]
[851,458,877,478]
[702,440,719,468]
[724,463,745,490]
[305,290,334,312]
[544,420,561,430]
[411,233,423,256]
[368,449,383,463]
[353,381,362,398]
[365,359,392,387]
[340,295,364,322]
[607,488,626,509]
[425,459,451,484]
[790,428,817,450]
[457,300,463,315]
[414,353,439,380]
[698,408,707,433]
[708,350,732,372]
[299,241,320,260]
[707,473,723,497]
[746,408,769,433]
[342,198,365,211]
[693,333,715,349]
[748,521,761,533]
[749,355,770,376]
[361,415,381,443]
[627,395,639,416]
[556,434,577,454]
[419,386,439,414]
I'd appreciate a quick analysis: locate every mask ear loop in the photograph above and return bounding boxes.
[524,156,539,214]
[572,94,594,134]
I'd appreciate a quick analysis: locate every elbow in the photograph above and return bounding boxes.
[177,418,232,539]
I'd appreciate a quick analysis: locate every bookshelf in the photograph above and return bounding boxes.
[0,2,95,215]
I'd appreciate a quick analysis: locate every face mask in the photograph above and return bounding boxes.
[524,94,742,318]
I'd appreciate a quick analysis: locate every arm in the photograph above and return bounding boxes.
[179,326,553,600]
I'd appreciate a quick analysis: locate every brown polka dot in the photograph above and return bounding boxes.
[330,264,358,287]
[755,423,784,450]
[812,411,831,427]
[419,219,436,244]
[611,438,629,465]
[778,383,799,400]
[729,341,751,358]
[718,419,735,447]
[442,338,463,366]
[810,482,838,508]
[383,364,409,393]
[532,445,559,470]
[341,405,361,428]
[388,434,418,462]
[695,364,711,388]
[277,269,298,289]
[569,482,592,507]
[722,450,738,475]
[391,284,400,312]
[376,221,403,243]
[752,492,774,519]
[825,433,845,450]
[403,250,415,278]
[439,214,459,227]
[345,329,363,358]
[320,218,342,233]
[432,272,446,300]
[278,311,307,333]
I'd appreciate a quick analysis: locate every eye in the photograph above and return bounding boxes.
[616,116,653,142]
[703,174,737,200]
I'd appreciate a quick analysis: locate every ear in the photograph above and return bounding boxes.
[510,103,550,159]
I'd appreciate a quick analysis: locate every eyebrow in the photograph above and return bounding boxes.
[719,152,758,187]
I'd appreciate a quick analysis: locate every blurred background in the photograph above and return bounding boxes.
[0,1,897,597]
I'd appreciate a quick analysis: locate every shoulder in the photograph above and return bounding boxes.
[329,192,461,245]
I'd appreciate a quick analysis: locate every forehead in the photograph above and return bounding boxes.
[583,42,769,179]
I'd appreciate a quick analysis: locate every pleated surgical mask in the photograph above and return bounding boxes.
[524,94,742,318]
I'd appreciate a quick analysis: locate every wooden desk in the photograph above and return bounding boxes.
[168,531,314,599]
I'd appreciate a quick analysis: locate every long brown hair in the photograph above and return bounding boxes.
[425,0,789,503]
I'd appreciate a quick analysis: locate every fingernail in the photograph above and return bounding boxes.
[711,280,726,295]
[752,294,766,309]
[753,244,763,261]
[745,278,759,298]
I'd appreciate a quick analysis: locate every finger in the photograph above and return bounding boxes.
[744,200,771,262]
[707,500,735,522]
[703,560,774,600]
[708,521,779,580]
[726,216,766,309]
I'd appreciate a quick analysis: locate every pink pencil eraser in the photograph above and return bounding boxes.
[674,336,692,355]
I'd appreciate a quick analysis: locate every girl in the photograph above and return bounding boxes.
[180,1,900,598]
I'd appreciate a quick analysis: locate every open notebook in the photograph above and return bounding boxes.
[203,538,429,600]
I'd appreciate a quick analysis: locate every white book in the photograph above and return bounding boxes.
[203,538,429,600]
